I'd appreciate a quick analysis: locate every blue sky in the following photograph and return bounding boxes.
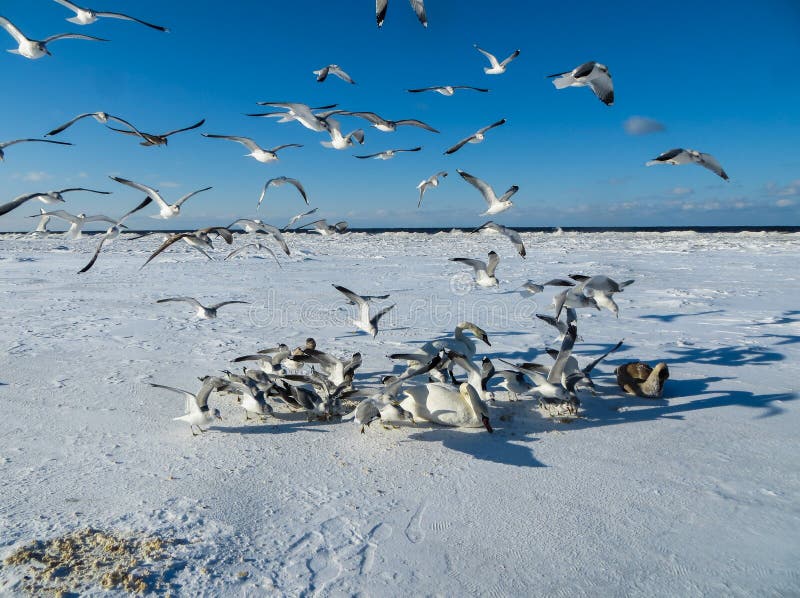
[1,0,798,230]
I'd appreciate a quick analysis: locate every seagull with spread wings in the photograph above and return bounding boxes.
[333,285,395,337]
[51,0,167,31]
[109,176,211,219]
[444,119,505,155]
[457,169,517,215]
[107,119,205,147]
[474,44,520,75]
[646,148,729,181]
[202,133,302,163]
[0,15,106,59]
[0,138,71,162]
[548,61,614,106]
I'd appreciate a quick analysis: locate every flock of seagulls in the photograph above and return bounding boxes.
[1,2,722,438]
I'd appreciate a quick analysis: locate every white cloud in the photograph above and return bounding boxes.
[776,199,795,207]
[671,186,693,196]
[623,116,666,136]
[12,171,51,183]
[158,181,181,188]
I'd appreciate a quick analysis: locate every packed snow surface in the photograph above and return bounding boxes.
[1,230,798,596]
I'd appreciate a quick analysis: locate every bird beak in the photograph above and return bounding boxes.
[482,415,493,433]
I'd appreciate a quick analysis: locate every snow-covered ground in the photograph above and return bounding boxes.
[1,230,798,596]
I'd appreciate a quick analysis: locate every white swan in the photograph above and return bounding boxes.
[400,382,493,432]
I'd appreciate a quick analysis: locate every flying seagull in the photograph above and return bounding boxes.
[202,133,302,163]
[355,147,422,160]
[471,221,526,258]
[284,207,318,231]
[407,85,489,96]
[109,176,211,219]
[224,243,281,266]
[300,219,349,235]
[417,171,447,208]
[107,118,205,146]
[258,177,308,208]
[141,227,234,268]
[0,187,107,217]
[548,61,614,106]
[457,169,517,215]
[313,64,355,84]
[51,0,167,31]
[474,44,520,75]
[646,148,729,181]
[34,210,118,239]
[227,219,290,255]
[78,196,153,273]
[333,284,394,337]
[319,116,365,150]
[45,112,144,137]
[444,119,506,155]
[157,297,250,320]
[0,138,71,162]
[377,0,427,28]
[250,102,338,132]
[343,111,438,133]
[0,16,107,59]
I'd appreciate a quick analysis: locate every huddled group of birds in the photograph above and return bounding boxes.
[0,1,695,436]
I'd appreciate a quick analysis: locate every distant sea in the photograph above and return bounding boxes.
[2,226,799,235]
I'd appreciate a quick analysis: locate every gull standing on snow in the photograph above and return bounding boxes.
[257,177,308,208]
[313,64,356,84]
[417,171,447,207]
[78,197,153,273]
[471,221,526,258]
[0,138,71,162]
[548,61,614,106]
[407,85,489,96]
[109,176,211,219]
[333,284,395,337]
[107,119,205,147]
[450,251,500,288]
[0,16,107,59]
[355,147,422,160]
[376,0,427,27]
[444,119,506,155]
[344,111,439,133]
[157,297,250,320]
[202,134,302,163]
[45,112,143,137]
[51,0,167,31]
[645,148,729,181]
[34,210,118,239]
[457,169,517,215]
[149,377,227,435]
[0,187,108,217]
[474,44,520,75]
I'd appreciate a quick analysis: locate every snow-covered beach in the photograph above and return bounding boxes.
[1,230,798,596]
